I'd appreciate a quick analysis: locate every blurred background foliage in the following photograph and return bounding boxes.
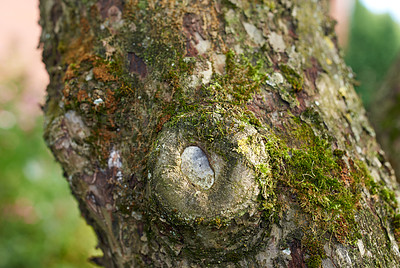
[0,74,100,267]
[345,0,400,108]
[0,0,400,267]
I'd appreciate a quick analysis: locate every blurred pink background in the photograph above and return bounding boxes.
[0,0,49,131]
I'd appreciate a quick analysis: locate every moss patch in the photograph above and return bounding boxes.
[155,50,266,135]
[302,234,326,268]
[393,214,400,243]
[280,64,304,92]
[367,177,400,244]
[253,123,366,250]
[202,50,267,105]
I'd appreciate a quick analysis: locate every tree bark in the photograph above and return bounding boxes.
[371,54,400,182]
[40,0,400,267]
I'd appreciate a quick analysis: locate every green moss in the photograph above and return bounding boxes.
[255,122,366,246]
[381,187,397,205]
[361,160,400,244]
[241,110,262,127]
[393,214,400,243]
[154,50,267,137]
[306,255,322,268]
[252,118,400,255]
[301,232,326,267]
[201,50,266,105]
[138,0,147,10]
[280,64,304,92]
[333,149,345,158]
[377,184,400,242]
[348,165,400,243]
[87,4,400,253]
[265,1,276,10]
[225,251,244,262]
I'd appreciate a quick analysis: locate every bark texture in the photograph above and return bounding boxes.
[371,55,400,181]
[40,0,400,267]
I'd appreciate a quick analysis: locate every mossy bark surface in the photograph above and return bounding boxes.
[40,0,400,267]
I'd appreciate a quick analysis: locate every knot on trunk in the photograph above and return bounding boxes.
[148,110,269,260]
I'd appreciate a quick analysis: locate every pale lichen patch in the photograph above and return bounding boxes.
[266,72,284,87]
[212,53,226,75]
[200,61,213,84]
[268,32,286,52]
[336,246,352,266]
[357,239,365,256]
[65,110,90,141]
[243,22,265,46]
[194,32,211,55]
[108,149,122,169]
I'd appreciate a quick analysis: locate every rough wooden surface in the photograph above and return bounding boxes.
[40,0,400,266]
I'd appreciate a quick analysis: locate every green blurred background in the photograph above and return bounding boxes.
[345,0,400,108]
[0,0,400,267]
[0,79,100,267]
[0,115,100,268]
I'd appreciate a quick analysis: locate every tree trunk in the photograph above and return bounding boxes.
[371,54,400,182]
[40,0,400,267]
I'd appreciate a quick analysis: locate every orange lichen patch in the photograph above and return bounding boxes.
[63,84,71,98]
[77,90,90,102]
[104,89,117,113]
[335,158,353,187]
[334,215,350,244]
[93,65,116,82]
[156,114,172,132]
[64,54,118,83]
[395,228,400,243]
[64,18,94,65]
[94,127,117,163]
[63,55,96,82]
[62,17,95,82]
[64,36,93,65]
[64,64,77,81]
[339,165,353,187]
